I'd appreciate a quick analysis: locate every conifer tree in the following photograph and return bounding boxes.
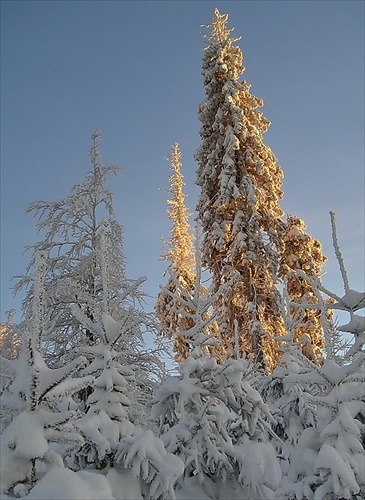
[260,292,320,479]
[195,9,285,371]
[70,309,145,470]
[153,235,281,497]
[276,213,365,499]
[14,131,145,366]
[279,214,327,364]
[155,143,196,362]
[0,252,93,497]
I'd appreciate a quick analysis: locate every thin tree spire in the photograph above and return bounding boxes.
[156,143,196,362]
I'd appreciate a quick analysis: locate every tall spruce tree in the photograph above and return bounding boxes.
[195,9,285,371]
[155,143,196,362]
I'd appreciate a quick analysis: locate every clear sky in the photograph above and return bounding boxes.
[1,0,364,325]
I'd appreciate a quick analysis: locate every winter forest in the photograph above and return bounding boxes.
[1,8,364,500]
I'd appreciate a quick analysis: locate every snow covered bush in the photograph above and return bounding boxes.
[153,334,283,499]
[276,354,365,500]
[152,353,234,488]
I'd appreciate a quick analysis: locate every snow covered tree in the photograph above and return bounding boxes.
[155,143,196,362]
[57,216,166,470]
[276,354,365,500]
[0,253,93,497]
[195,9,285,372]
[69,291,164,470]
[153,234,281,498]
[13,130,133,366]
[153,234,236,488]
[13,132,165,425]
[70,310,144,470]
[259,304,320,485]
[276,213,365,499]
[279,214,327,364]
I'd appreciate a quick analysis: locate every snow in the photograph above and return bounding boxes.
[115,430,184,499]
[106,468,143,500]
[315,443,360,498]
[339,289,365,310]
[338,314,365,334]
[25,468,115,500]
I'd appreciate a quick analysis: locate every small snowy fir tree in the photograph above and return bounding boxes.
[195,9,286,372]
[155,143,196,362]
[153,229,236,490]
[0,252,93,497]
[60,222,166,475]
[70,305,149,470]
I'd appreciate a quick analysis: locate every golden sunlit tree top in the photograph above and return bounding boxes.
[202,8,239,44]
[163,142,195,272]
[156,143,196,362]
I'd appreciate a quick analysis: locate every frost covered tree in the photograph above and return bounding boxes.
[276,213,365,499]
[323,212,365,359]
[259,295,320,484]
[155,143,196,362]
[69,292,163,470]
[13,131,164,422]
[195,9,285,371]
[14,130,136,366]
[153,235,281,498]
[279,214,328,364]
[0,252,93,497]
[153,234,237,489]
[69,310,143,470]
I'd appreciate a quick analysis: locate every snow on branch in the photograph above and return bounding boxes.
[330,211,350,293]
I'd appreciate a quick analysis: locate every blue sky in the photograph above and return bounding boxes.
[1,0,364,324]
